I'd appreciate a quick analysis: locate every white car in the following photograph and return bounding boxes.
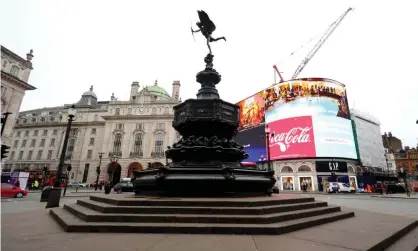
[326,182,355,193]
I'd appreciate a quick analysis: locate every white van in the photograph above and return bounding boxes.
[326,182,355,193]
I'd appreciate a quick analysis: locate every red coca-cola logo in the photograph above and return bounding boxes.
[267,116,316,159]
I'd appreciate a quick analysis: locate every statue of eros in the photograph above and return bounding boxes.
[191,10,226,54]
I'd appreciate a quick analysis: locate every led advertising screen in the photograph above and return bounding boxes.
[267,115,357,160]
[234,125,267,162]
[236,91,265,131]
[264,78,350,123]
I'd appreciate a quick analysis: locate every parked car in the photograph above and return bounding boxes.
[67,182,88,188]
[327,182,355,193]
[113,182,135,193]
[1,183,28,198]
[386,184,406,194]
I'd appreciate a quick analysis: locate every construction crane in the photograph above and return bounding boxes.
[291,7,354,80]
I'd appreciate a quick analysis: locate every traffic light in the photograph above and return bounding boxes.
[96,166,101,175]
[43,165,49,175]
[1,144,10,160]
[66,164,72,172]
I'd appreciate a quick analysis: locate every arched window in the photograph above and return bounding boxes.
[22,119,27,124]
[31,118,36,123]
[10,65,19,76]
[115,108,120,115]
[298,165,312,172]
[154,134,164,154]
[280,166,294,173]
[112,133,122,156]
[152,107,157,114]
[132,134,143,156]
[40,117,46,122]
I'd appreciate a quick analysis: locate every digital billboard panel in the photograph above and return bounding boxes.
[234,125,267,162]
[267,115,357,160]
[236,91,265,131]
[264,78,350,123]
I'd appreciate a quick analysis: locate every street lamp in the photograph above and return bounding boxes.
[95,152,104,191]
[398,166,410,197]
[263,125,274,172]
[45,104,76,208]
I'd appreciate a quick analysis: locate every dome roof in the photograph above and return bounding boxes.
[145,80,170,98]
[82,85,97,99]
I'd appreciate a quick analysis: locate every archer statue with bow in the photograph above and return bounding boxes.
[191,10,226,55]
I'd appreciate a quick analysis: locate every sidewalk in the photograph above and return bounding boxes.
[370,194,418,200]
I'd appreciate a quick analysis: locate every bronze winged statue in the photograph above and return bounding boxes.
[191,10,226,54]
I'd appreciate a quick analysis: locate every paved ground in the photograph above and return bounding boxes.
[2,193,418,251]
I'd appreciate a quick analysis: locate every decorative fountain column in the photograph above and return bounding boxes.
[132,11,275,196]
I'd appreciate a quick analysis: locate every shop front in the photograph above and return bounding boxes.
[315,160,350,192]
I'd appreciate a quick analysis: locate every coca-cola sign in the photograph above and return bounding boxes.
[267,116,316,160]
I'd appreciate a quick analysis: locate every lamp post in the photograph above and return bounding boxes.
[95,152,104,191]
[262,125,274,172]
[398,167,410,197]
[45,104,76,208]
[1,112,12,136]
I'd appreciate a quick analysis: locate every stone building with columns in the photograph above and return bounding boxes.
[1,46,36,147]
[2,80,181,185]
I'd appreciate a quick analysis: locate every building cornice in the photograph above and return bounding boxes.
[1,46,33,69]
[1,70,36,91]
[14,121,105,129]
[101,115,174,120]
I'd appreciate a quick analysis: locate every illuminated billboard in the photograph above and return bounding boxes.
[264,78,350,123]
[236,91,265,131]
[237,78,357,160]
[234,125,267,162]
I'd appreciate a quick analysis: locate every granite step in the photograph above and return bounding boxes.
[64,203,341,224]
[384,221,418,251]
[50,207,355,235]
[77,199,328,215]
[89,195,315,207]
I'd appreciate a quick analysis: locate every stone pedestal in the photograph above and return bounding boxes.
[132,54,276,195]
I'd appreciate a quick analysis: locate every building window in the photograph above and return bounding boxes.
[112,133,122,156]
[42,130,48,136]
[154,134,164,154]
[89,138,94,146]
[156,123,165,130]
[27,151,33,160]
[50,138,55,147]
[31,118,36,123]
[21,140,27,147]
[16,131,21,137]
[115,108,120,115]
[132,134,143,156]
[40,139,45,147]
[53,129,57,135]
[40,117,45,122]
[50,117,55,122]
[87,150,92,159]
[152,107,157,114]
[10,151,15,160]
[70,129,78,137]
[136,123,144,130]
[91,128,96,134]
[0,86,6,97]
[164,107,169,114]
[10,65,19,76]
[34,130,38,136]
[24,131,29,136]
[13,140,18,148]
[66,138,76,160]
[18,151,23,160]
[387,163,392,168]
[116,124,124,130]
[37,150,43,160]
[128,108,132,114]
[2,60,7,68]
[28,139,35,147]
[47,150,52,160]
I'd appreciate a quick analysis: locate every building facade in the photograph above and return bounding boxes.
[382,132,403,152]
[1,46,36,147]
[350,109,387,172]
[2,80,181,184]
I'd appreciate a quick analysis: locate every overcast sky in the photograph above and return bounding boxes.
[1,0,417,147]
